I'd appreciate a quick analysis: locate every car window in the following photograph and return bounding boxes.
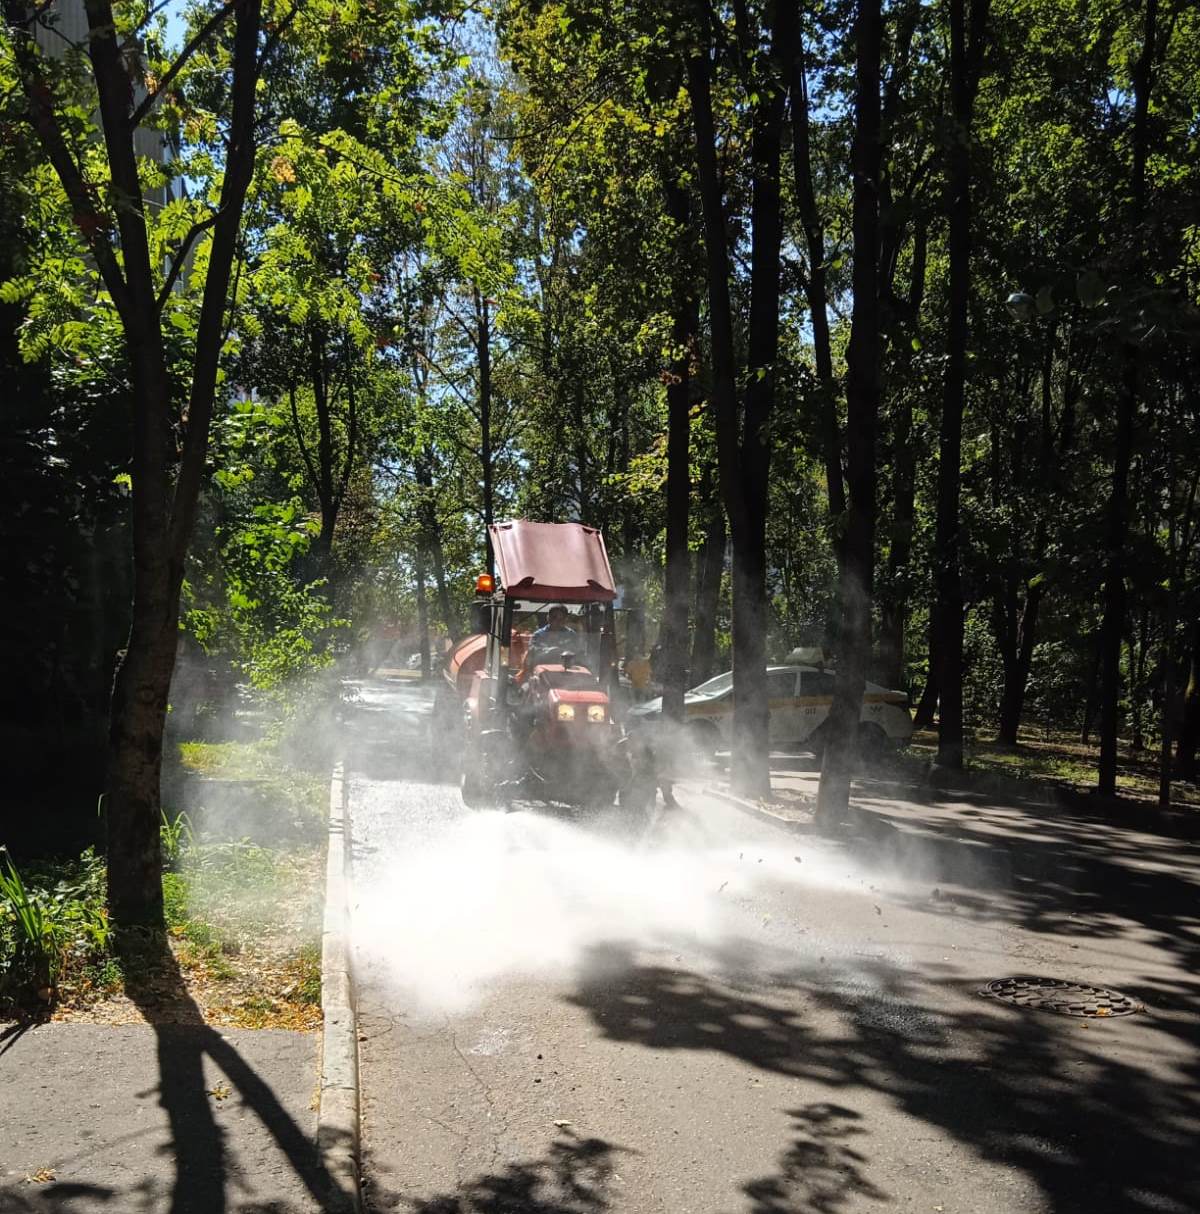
[767,670,798,699]
[690,672,733,697]
[800,670,836,697]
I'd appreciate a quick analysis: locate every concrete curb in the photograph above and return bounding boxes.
[317,762,362,1213]
[698,782,813,831]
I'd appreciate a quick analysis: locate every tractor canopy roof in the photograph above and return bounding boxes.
[489,520,617,603]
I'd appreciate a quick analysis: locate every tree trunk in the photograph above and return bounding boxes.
[687,7,796,799]
[311,327,337,563]
[996,328,1056,744]
[1099,0,1156,795]
[416,451,460,641]
[877,228,927,692]
[914,611,939,728]
[816,0,882,825]
[997,585,1043,745]
[415,543,431,681]
[1130,621,1147,752]
[474,287,495,575]
[932,0,989,770]
[661,289,697,725]
[1176,616,1200,780]
[1158,605,1176,809]
[791,34,844,523]
[1080,630,1102,744]
[691,489,725,686]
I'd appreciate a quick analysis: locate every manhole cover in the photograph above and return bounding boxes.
[980,976,1143,1018]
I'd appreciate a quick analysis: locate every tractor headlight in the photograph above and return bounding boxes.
[556,704,576,722]
[587,704,606,723]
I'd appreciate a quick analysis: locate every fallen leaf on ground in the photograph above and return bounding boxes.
[208,1083,232,1101]
[27,1169,55,1184]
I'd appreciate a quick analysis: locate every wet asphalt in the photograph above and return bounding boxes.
[342,677,1200,1214]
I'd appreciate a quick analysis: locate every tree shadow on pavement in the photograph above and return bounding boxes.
[98,930,353,1214]
[567,940,1200,1214]
[840,791,1200,1016]
[739,1103,888,1214]
[368,1128,626,1214]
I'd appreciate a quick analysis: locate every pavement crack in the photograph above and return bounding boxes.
[449,1025,507,1176]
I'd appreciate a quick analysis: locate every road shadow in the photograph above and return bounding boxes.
[365,1128,628,1213]
[86,930,353,1214]
[565,940,1200,1214]
[837,788,1200,1008]
[738,1103,888,1214]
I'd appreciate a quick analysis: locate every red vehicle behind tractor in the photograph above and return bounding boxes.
[431,521,651,811]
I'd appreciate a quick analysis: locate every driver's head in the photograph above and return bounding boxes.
[547,606,569,629]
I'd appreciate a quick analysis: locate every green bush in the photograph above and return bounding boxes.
[0,846,109,1004]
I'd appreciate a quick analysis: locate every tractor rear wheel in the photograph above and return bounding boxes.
[461,760,487,809]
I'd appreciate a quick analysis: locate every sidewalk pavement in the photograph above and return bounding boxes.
[0,1021,338,1214]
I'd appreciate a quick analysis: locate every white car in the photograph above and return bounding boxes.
[627,665,913,757]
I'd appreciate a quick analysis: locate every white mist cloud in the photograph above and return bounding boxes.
[350,795,867,1017]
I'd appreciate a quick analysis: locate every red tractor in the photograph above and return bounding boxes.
[432,521,649,811]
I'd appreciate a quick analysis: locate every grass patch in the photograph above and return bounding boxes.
[153,820,324,1029]
[4,778,326,1027]
[904,728,1200,807]
[172,739,326,835]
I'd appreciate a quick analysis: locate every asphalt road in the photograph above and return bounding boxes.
[342,677,1200,1214]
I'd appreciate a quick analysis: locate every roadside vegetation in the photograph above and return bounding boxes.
[1,738,324,1028]
[903,730,1200,809]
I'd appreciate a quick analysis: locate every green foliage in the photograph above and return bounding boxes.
[160,811,196,871]
[0,847,109,1003]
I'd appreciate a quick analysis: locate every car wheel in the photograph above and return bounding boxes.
[857,722,888,762]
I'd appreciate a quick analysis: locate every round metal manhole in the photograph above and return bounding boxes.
[980,976,1143,1018]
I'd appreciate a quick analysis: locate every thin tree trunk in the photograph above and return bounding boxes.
[474,287,495,575]
[687,10,795,799]
[1176,616,1200,780]
[691,489,725,686]
[415,451,460,641]
[791,35,844,523]
[997,328,1055,744]
[661,285,697,725]
[933,0,989,770]
[1099,0,1156,795]
[1130,619,1148,751]
[1160,467,1199,805]
[816,0,882,824]
[1081,630,1102,744]
[878,227,927,691]
[415,544,430,681]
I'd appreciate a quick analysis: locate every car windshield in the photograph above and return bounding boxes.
[689,672,733,698]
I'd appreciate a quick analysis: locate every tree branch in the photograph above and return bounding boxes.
[129,0,239,130]
[169,0,262,555]
[3,0,131,315]
[334,348,358,513]
[154,207,221,312]
[288,383,322,497]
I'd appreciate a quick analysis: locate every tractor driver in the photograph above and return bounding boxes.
[524,605,579,674]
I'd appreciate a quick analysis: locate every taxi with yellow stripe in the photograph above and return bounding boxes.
[628,665,913,758]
